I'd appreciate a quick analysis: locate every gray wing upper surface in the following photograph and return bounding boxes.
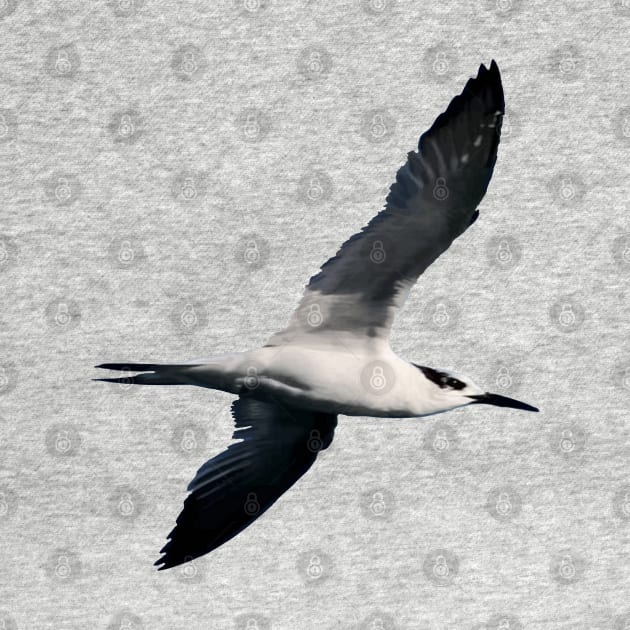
[267,60,504,347]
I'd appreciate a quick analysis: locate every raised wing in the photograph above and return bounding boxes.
[267,60,504,347]
[154,395,337,570]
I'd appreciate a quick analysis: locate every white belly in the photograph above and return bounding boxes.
[223,345,425,417]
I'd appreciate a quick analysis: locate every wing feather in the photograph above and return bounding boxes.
[267,60,504,347]
[154,396,337,570]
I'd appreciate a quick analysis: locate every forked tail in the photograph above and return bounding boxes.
[93,363,200,386]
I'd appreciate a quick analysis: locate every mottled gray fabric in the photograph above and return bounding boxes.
[1,1,629,628]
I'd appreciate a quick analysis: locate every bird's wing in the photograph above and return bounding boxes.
[154,395,337,570]
[266,60,504,348]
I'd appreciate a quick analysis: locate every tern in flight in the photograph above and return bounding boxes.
[96,60,538,570]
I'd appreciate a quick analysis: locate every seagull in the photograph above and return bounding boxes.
[95,60,538,570]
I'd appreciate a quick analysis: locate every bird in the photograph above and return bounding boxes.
[95,60,538,571]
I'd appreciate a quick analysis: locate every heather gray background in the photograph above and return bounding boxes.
[1,0,630,628]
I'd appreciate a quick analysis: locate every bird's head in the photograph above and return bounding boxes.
[414,365,539,414]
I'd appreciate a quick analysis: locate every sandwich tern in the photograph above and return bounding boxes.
[96,60,538,570]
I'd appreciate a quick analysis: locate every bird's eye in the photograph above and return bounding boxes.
[447,378,462,388]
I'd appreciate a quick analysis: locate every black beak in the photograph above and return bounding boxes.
[468,392,539,412]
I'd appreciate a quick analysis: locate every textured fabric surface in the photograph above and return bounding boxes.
[1,1,630,629]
